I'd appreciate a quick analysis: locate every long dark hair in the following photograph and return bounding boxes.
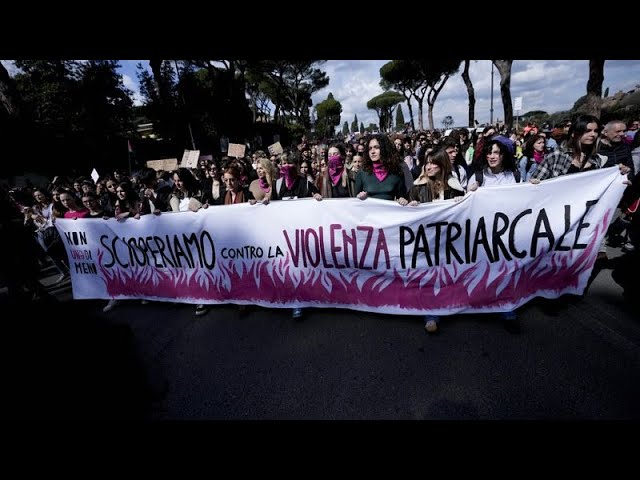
[174,167,200,197]
[522,133,547,159]
[567,114,601,160]
[419,148,453,199]
[361,133,403,175]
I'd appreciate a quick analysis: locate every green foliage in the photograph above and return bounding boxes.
[521,110,547,117]
[76,61,134,136]
[367,91,404,132]
[360,122,364,134]
[13,60,135,173]
[315,92,342,138]
[380,59,461,130]
[518,110,550,127]
[573,94,588,112]
[549,88,640,125]
[342,121,350,135]
[14,60,81,132]
[366,91,405,110]
[351,114,358,133]
[247,60,328,129]
[137,60,180,143]
[285,122,306,142]
[442,115,454,128]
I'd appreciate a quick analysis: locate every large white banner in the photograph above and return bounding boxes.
[56,168,626,314]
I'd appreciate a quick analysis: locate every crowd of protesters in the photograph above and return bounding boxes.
[2,115,638,332]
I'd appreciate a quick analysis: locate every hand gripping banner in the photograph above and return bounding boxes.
[56,168,625,315]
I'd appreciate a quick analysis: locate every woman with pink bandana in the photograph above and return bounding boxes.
[272,153,320,201]
[355,134,407,201]
[271,152,320,320]
[316,143,354,198]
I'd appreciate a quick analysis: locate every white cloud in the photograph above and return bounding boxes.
[1,60,20,76]
[313,60,388,129]
[310,60,640,131]
[122,73,144,106]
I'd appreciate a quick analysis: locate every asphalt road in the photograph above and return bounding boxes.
[8,246,639,421]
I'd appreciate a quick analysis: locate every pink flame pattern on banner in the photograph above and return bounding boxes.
[97,212,609,310]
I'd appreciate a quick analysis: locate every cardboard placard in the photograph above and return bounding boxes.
[181,149,200,169]
[147,158,179,171]
[228,143,246,158]
[267,141,283,156]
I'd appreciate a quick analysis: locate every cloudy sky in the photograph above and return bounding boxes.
[306,60,640,129]
[4,60,640,129]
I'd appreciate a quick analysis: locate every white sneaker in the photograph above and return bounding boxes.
[622,242,636,252]
[55,273,68,284]
[103,299,120,313]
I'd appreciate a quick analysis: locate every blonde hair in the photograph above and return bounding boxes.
[257,157,275,185]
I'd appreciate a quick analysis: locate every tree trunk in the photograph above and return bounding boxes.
[462,60,475,127]
[428,104,435,132]
[585,59,605,118]
[493,60,513,130]
[149,59,163,98]
[426,74,451,131]
[406,100,415,131]
[0,62,20,117]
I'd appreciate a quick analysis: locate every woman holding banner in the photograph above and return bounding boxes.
[196,166,255,317]
[248,158,276,204]
[467,136,521,333]
[397,147,465,334]
[170,168,204,213]
[269,153,321,320]
[315,143,354,199]
[272,153,320,201]
[398,147,465,206]
[531,114,631,301]
[355,134,407,202]
[530,115,610,182]
[202,163,225,206]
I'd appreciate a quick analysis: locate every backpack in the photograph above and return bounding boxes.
[475,168,520,187]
